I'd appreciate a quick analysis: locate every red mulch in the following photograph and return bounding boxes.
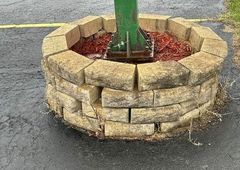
[71,31,192,62]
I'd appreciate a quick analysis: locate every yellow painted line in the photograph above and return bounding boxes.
[0,23,66,29]
[0,18,213,29]
[188,18,213,22]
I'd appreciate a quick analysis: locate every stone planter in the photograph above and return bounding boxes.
[42,14,228,140]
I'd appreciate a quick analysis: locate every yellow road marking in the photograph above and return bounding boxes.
[0,19,213,29]
[188,18,213,22]
[0,23,66,29]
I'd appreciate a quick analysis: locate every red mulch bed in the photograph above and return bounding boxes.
[71,31,192,62]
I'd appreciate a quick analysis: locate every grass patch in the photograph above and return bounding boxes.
[219,0,240,66]
[220,0,240,34]
[228,0,240,21]
[228,0,240,36]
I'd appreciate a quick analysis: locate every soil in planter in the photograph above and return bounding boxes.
[71,31,192,62]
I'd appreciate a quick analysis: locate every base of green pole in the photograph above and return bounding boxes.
[106,0,153,63]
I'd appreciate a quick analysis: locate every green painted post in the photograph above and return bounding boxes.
[109,0,151,54]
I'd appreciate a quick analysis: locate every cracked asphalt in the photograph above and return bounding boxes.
[0,0,240,170]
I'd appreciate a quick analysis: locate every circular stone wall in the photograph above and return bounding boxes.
[41,14,228,140]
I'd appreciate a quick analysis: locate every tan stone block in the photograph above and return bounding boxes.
[102,88,154,108]
[56,91,81,113]
[45,84,63,116]
[82,102,99,118]
[160,121,180,133]
[198,76,217,105]
[82,101,129,123]
[72,16,102,38]
[199,87,212,105]
[137,61,189,91]
[46,24,80,48]
[99,107,129,123]
[105,121,155,137]
[160,109,200,132]
[190,26,222,51]
[179,108,200,125]
[41,59,55,85]
[55,77,101,104]
[154,86,200,107]
[199,100,214,116]
[63,109,100,132]
[201,75,217,89]
[131,104,181,123]
[168,17,198,40]
[139,14,170,32]
[179,52,223,85]
[45,84,55,101]
[180,99,199,115]
[85,60,136,91]
[48,98,63,116]
[48,50,94,85]
[201,38,228,58]
[42,36,68,57]
[211,80,219,100]
[102,15,116,33]
[94,30,107,39]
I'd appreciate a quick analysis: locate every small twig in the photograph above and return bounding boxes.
[207,110,223,122]
[220,77,240,100]
[188,119,203,146]
[207,110,232,122]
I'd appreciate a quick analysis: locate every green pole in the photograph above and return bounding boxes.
[110,0,150,53]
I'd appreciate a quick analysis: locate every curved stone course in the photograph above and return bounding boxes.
[42,14,228,140]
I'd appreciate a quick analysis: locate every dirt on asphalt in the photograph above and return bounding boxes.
[0,0,240,170]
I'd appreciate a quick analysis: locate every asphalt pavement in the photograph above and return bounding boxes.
[1,0,240,170]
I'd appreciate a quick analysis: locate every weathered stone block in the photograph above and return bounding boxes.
[56,91,81,113]
[179,52,223,85]
[161,108,200,132]
[105,121,155,137]
[131,104,181,123]
[154,86,200,107]
[198,76,216,105]
[160,121,179,133]
[168,17,198,40]
[47,97,63,116]
[199,100,214,116]
[72,16,102,38]
[179,108,200,125]
[94,30,107,39]
[82,101,129,122]
[48,50,94,85]
[180,99,198,115]
[211,80,219,100]
[45,84,63,116]
[55,77,101,104]
[100,107,129,123]
[102,15,116,33]
[85,60,136,91]
[189,26,222,51]
[41,59,55,85]
[46,24,80,48]
[139,14,170,32]
[82,102,98,118]
[102,88,154,108]
[42,36,68,57]
[137,61,189,91]
[63,109,100,132]
[201,38,228,58]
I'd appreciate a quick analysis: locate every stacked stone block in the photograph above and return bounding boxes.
[42,15,228,140]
